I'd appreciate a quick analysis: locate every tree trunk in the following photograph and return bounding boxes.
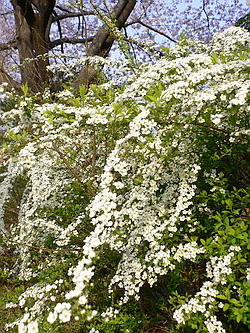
[78,0,137,86]
[10,0,55,92]
[10,0,136,91]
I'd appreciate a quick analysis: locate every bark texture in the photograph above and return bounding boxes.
[11,0,55,92]
[7,0,136,91]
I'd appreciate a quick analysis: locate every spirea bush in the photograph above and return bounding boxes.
[0,27,250,333]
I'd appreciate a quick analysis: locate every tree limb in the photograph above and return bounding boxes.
[132,20,177,43]
[52,11,95,22]
[49,37,94,49]
[0,11,13,16]
[88,0,137,57]
[55,5,75,13]
[0,40,17,51]
[77,0,137,86]
[0,64,21,91]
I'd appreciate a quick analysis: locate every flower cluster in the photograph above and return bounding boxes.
[173,248,240,326]
[1,27,249,333]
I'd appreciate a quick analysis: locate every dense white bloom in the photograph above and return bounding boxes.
[204,316,226,333]
[1,27,249,332]
[173,242,205,262]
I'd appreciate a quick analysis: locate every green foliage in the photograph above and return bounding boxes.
[0,26,250,333]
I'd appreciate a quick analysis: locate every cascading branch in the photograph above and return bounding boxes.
[0,27,249,333]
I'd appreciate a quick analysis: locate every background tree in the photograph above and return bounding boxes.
[0,0,137,91]
[0,0,249,91]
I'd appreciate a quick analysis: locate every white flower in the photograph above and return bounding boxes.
[47,312,57,324]
[27,321,39,333]
[211,114,223,125]
[79,295,88,305]
[19,299,26,307]
[18,323,27,333]
[6,302,18,309]
[54,302,71,313]
[246,267,250,282]
[113,181,124,189]
[59,309,71,322]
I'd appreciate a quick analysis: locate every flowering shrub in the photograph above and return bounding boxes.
[0,27,250,333]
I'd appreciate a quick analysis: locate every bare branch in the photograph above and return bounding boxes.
[52,144,96,197]
[132,20,177,43]
[55,5,74,13]
[52,11,95,22]
[49,37,94,49]
[0,65,20,92]
[0,40,17,51]
[0,11,13,16]
[202,0,210,31]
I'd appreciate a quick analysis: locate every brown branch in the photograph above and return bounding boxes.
[52,144,96,197]
[202,0,210,31]
[0,40,17,51]
[52,11,95,22]
[55,5,76,13]
[0,11,13,16]
[0,64,21,91]
[134,20,177,43]
[2,229,81,253]
[87,0,137,57]
[49,37,94,49]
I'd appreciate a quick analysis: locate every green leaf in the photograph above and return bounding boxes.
[228,228,235,236]
[236,313,242,323]
[225,199,233,210]
[147,95,157,102]
[79,84,87,101]
[217,295,227,300]
[230,298,239,306]
[200,239,206,246]
[225,289,231,299]
[21,82,29,96]
[223,303,229,311]
[214,214,222,223]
